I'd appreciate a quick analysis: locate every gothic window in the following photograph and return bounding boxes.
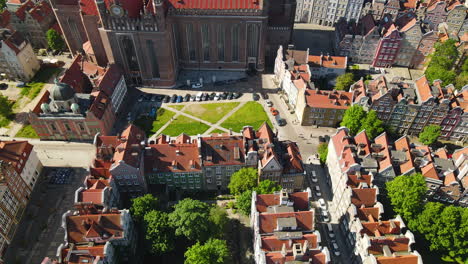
[247,23,260,58]
[217,24,225,61]
[121,36,140,72]
[232,24,239,62]
[146,40,160,78]
[186,24,196,61]
[201,24,210,61]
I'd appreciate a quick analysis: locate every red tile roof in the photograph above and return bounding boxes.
[0,140,33,175]
[376,254,419,264]
[283,142,304,174]
[0,11,11,28]
[60,55,92,93]
[421,163,439,180]
[331,128,359,173]
[351,188,377,207]
[394,136,415,174]
[88,91,111,119]
[369,237,410,255]
[354,130,371,156]
[66,212,124,243]
[308,54,347,69]
[452,147,468,162]
[259,211,314,234]
[29,0,53,23]
[415,76,433,102]
[361,220,401,237]
[357,207,381,221]
[305,90,352,109]
[201,135,245,166]
[167,0,263,10]
[347,174,373,188]
[255,191,310,213]
[265,250,327,264]
[444,171,457,186]
[96,64,123,96]
[14,0,35,21]
[374,132,392,171]
[146,139,201,173]
[78,179,110,205]
[110,125,145,168]
[261,233,318,251]
[61,245,105,264]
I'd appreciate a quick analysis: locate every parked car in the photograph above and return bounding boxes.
[318,198,327,211]
[332,242,340,256]
[233,92,242,99]
[252,93,260,101]
[176,95,182,103]
[16,82,25,87]
[220,92,227,100]
[215,92,221,100]
[184,94,191,102]
[191,82,203,89]
[314,186,321,197]
[202,93,209,101]
[275,116,286,126]
[266,100,273,107]
[190,94,196,102]
[270,107,279,116]
[196,92,203,102]
[209,92,216,100]
[327,224,335,239]
[163,95,170,103]
[311,170,318,183]
[171,94,177,103]
[227,92,234,100]
[0,83,7,90]
[261,93,269,99]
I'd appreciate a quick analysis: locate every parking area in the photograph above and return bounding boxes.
[3,167,88,264]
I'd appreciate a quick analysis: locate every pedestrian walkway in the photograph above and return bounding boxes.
[150,101,247,140]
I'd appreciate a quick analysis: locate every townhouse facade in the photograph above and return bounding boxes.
[250,189,330,264]
[444,4,467,35]
[0,29,40,81]
[294,0,364,25]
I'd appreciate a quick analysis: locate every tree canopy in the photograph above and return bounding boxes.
[228,167,258,195]
[425,39,458,85]
[386,173,427,221]
[335,72,355,90]
[144,210,174,255]
[340,105,368,136]
[130,194,159,222]
[418,125,441,145]
[361,110,385,139]
[317,143,328,164]
[208,205,229,238]
[236,190,253,216]
[46,29,65,51]
[184,239,230,264]
[255,180,281,195]
[169,198,217,242]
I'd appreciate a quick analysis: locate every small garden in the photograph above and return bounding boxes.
[15,124,39,138]
[161,115,210,136]
[221,102,272,132]
[19,67,62,100]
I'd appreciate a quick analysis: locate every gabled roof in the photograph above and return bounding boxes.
[374,132,393,171]
[111,125,145,168]
[259,211,314,234]
[146,140,201,173]
[361,220,401,236]
[305,90,352,109]
[368,237,410,255]
[88,91,111,119]
[394,136,415,174]
[66,212,124,243]
[0,10,11,28]
[265,250,327,264]
[201,135,245,166]
[0,140,33,174]
[96,64,123,96]
[357,207,381,222]
[29,0,53,23]
[14,0,35,21]
[261,233,318,252]
[308,54,347,69]
[421,162,439,180]
[351,188,377,207]
[376,254,419,264]
[255,191,309,213]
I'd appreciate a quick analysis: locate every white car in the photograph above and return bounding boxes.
[311,170,318,183]
[266,100,273,107]
[318,198,327,211]
[321,210,330,222]
[191,82,203,89]
[315,186,321,197]
[214,92,221,100]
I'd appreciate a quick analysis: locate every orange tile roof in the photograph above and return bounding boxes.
[261,233,318,251]
[0,140,33,175]
[354,130,371,156]
[402,0,418,9]
[452,146,468,162]
[201,135,245,166]
[416,76,433,102]
[351,188,377,207]
[331,129,359,173]
[368,237,410,255]
[255,191,310,213]
[259,211,314,234]
[308,54,347,69]
[374,132,393,171]
[61,245,105,264]
[421,163,440,180]
[351,79,366,104]
[394,137,415,174]
[376,254,419,264]
[361,220,401,237]
[66,213,124,243]
[283,142,304,174]
[305,90,352,109]
[357,207,381,221]
[146,140,201,173]
[111,125,145,168]
[434,148,449,159]
[444,171,458,186]
[265,250,327,264]
[347,174,373,188]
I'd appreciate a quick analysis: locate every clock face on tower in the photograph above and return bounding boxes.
[110,5,124,17]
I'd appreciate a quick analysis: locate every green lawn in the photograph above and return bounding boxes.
[20,67,62,99]
[15,125,39,138]
[183,102,240,124]
[161,115,210,136]
[210,128,227,134]
[168,105,185,111]
[221,102,273,132]
[134,108,176,136]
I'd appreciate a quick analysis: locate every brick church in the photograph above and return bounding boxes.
[50,0,296,87]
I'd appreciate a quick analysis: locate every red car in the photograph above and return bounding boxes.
[270,107,279,116]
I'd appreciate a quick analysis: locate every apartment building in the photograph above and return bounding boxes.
[295,0,364,25]
[443,3,467,35]
[295,89,351,127]
[0,29,40,81]
[425,1,448,30]
[308,54,347,84]
[250,189,330,264]
[372,24,403,67]
[74,176,120,209]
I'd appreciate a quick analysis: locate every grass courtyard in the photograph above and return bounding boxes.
[20,67,62,99]
[134,108,176,136]
[221,101,272,132]
[15,124,39,138]
[161,115,210,136]
[183,102,240,124]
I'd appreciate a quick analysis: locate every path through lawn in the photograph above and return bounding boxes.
[161,115,210,136]
[183,102,240,124]
[221,102,272,132]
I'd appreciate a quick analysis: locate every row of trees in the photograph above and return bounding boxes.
[340,105,385,139]
[425,39,467,90]
[131,194,230,264]
[228,167,282,215]
[386,174,468,263]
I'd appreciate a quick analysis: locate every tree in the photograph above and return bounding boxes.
[46,29,65,51]
[169,198,212,242]
[340,105,367,135]
[425,65,456,86]
[386,173,427,222]
[208,206,229,238]
[419,125,441,145]
[361,110,384,139]
[130,194,158,222]
[425,39,458,84]
[317,143,328,164]
[255,180,281,194]
[236,190,253,216]
[184,239,230,264]
[335,72,355,90]
[0,1,6,10]
[228,167,258,195]
[455,72,468,90]
[0,95,12,118]
[144,210,174,255]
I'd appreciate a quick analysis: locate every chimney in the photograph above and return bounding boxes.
[176,149,181,156]
[292,243,304,260]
